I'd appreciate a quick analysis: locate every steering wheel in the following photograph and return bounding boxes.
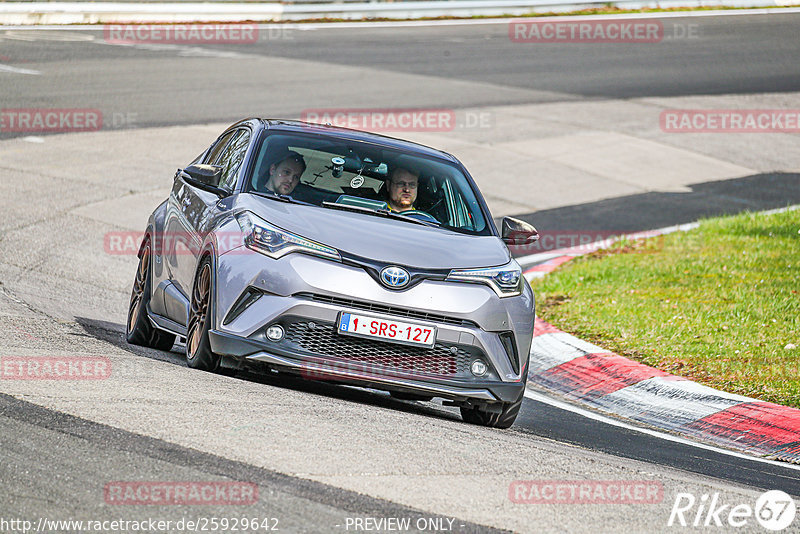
[397,210,438,223]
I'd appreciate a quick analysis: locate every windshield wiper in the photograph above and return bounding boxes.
[320,202,440,228]
[249,191,314,206]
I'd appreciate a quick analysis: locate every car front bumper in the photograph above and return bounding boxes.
[211,250,534,404]
[209,327,526,403]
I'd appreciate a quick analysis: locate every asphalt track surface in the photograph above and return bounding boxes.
[1,13,800,533]
[1,14,800,131]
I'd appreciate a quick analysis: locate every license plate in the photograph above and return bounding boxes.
[337,312,436,349]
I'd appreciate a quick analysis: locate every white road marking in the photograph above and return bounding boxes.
[523,388,800,472]
[2,7,800,32]
[22,136,45,143]
[94,40,251,59]
[3,30,95,42]
[0,63,41,75]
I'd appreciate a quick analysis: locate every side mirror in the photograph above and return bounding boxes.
[179,164,229,197]
[501,216,539,246]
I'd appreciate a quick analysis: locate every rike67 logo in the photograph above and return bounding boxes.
[668,490,796,531]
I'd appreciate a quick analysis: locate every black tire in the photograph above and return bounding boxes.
[460,391,524,429]
[186,256,221,372]
[126,238,176,351]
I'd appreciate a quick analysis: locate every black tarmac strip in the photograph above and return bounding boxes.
[507,172,800,254]
[512,394,800,498]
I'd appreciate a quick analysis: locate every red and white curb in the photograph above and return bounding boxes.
[521,207,800,463]
[528,318,800,463]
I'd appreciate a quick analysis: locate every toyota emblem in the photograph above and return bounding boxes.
[380,266,410,289]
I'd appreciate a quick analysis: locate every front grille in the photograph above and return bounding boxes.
[283,320,477,378]
[295,293,477,327]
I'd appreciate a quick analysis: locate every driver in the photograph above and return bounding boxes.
[265,151,306,196]
[385,166,419,212]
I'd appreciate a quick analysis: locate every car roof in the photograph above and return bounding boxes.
[251,119,461,164]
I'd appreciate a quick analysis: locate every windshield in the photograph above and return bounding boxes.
[245,132,491,236]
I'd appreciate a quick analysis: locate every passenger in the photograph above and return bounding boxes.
[385,165,419,212]
[265,151,306,195]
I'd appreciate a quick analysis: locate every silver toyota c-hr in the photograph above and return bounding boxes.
[127,119,538,428]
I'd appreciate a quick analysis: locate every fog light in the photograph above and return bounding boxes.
[266,325,284,342]
[470,360,487,377]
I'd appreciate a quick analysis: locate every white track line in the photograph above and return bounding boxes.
[2,7,800,31]
[524,388,800,473]
[0,64,41,75]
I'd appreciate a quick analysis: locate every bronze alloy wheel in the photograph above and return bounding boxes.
[185,257,220,371]
[125,239,175,350]
[187,263,210,360]
[127,243,150,334]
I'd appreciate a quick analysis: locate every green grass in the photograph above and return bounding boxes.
[532,208,800,408]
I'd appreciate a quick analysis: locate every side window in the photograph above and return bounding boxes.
[215,129,251,191]
[203,131,236,166]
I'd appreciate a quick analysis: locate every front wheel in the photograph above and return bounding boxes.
[186,256,221,372]
[126,238,176,351]
[460,392,524,429]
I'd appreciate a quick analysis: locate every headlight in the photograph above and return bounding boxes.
[235,211,340,262]
[447,260,523,297]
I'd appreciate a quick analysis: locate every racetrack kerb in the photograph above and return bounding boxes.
[532,207,800,409]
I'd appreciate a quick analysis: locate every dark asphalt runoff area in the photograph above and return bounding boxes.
[2,13,800,529]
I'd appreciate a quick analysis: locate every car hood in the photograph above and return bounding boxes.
[236,195,510,270]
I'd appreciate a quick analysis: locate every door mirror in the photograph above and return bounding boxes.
[184,164,222,186]
[501,216,539,246]
[179,164,229,197]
